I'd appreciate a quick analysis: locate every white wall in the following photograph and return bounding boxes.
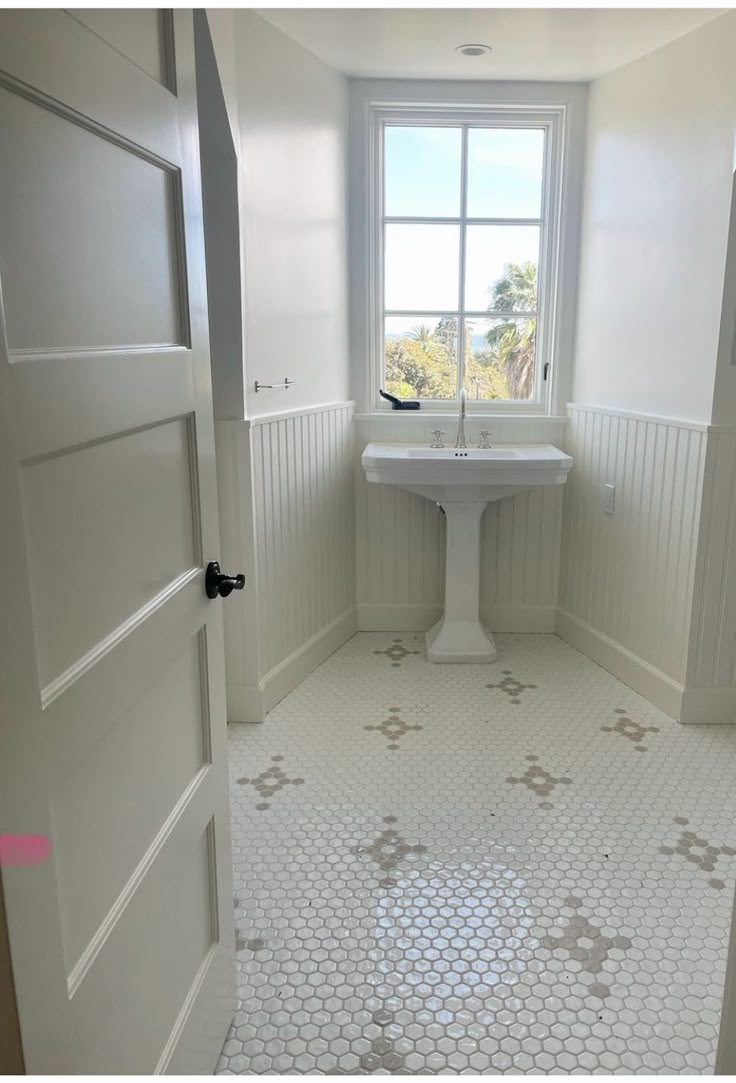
[195,12,245,420]
[573,11,736,423]
[202,11,240,156]
[561,12,736,723]
[236,10,350,418]
[711,174,736,427]
[203,10,356,720]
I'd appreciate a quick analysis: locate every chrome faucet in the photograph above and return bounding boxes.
[455,387,467,449]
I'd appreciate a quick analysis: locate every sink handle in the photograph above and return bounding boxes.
[430,429,446,448]
[478,430,493,449]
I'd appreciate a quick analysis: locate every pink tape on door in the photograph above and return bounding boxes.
[0,834,51,865]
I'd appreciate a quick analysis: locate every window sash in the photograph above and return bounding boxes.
[372,107,559,413]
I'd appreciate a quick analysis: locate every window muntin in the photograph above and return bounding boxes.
[380,118,549,407]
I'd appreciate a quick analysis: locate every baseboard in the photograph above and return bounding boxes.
[555,608,684,720]
[226,603,734,725]
[261,607,358,714]
[357,603,556,633]
[357,604,442,631]
[226,607,358,723]
[485,605,557,633]
[680,686,736,724]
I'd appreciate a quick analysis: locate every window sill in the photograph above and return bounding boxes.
[354,411,569,423]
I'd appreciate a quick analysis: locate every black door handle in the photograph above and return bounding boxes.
[205,561,245,599]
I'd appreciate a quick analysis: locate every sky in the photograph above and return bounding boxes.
[383,125,544,322]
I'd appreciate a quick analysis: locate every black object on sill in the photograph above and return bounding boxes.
[380,389,421,410]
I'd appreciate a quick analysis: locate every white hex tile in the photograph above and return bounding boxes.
[217,632,736,1074]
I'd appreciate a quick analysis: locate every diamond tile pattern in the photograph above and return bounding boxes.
[218,633,736,1075]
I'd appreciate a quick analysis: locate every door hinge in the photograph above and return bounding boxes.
[543,362,550,381]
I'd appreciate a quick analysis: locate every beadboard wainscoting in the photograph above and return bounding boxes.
[558,403,708,719]
[684,430,736,722]
[354,415,568,633]
[216,402,357,721]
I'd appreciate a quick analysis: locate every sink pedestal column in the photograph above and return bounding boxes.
[426,500,497,663]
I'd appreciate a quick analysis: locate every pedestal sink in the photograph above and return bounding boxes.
[362,443,573,663]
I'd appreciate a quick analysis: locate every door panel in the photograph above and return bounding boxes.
[68,9,175,90]
[22,418,198,689]
[13,351,195,461]
[0,10,181,161]
[0,9,235,1073]
[0,86,185,351]
[74,821,217,1075]
[52,633,209,971]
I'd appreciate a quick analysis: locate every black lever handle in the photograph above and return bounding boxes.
[205,561,245,599]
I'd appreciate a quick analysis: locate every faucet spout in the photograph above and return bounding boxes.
[455,387,467,449]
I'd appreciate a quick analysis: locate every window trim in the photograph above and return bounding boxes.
[372,105,558,413]
[349,80,588,419]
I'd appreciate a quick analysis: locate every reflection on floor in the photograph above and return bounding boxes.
[217,633,736,1074]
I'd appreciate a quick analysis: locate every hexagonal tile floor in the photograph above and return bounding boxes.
[217,632,736,1074]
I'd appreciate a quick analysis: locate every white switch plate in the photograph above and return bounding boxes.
[602,483,615,515]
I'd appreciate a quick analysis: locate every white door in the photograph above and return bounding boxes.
[0,9,236,1073]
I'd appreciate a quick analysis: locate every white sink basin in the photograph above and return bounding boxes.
[362,442,572,503]
[361,442,572,664]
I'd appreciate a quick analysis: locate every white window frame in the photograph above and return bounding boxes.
[349,81,587,418]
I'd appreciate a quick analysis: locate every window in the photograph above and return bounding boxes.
[369,105,565,412]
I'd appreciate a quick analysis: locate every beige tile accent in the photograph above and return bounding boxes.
[660,817,736,889]
[364,706,422,750]
[373,638,422,667]
[486,669,538,704]
[601,708,660,751]
[236,754,305,809]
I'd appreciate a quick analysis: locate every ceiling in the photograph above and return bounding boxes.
[255,8,724,82]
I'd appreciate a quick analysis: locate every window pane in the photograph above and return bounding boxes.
[385,224,459,311]
[467,128,545,219]
[384,126,462,217]
[384,316,458,401]
[466,317,537,401]
[464,225,539,312]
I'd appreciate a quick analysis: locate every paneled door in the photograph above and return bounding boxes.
[0,10,235,1073]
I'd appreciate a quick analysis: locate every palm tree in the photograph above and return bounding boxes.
[485,261,537,400]
[490,260,537,314]
[408,324,435,346]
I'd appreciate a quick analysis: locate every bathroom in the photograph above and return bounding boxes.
[1,4,736,1076]
[199,6,736,1074]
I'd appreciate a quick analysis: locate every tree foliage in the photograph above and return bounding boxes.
[384,262,537,402]
[485,261,537,401]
